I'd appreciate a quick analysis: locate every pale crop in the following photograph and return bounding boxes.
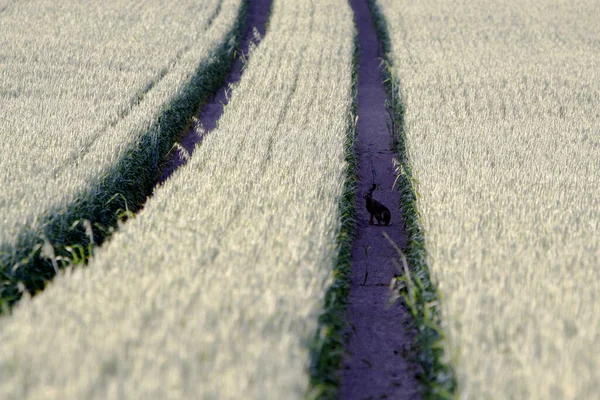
[375,0,600,398]
[0,0,242,266]
[0,0,355,398]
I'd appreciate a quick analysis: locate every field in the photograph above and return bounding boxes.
[0,0,244,304]
[0,0,356,398]
[3,0,599,398]
[374,0,600,398]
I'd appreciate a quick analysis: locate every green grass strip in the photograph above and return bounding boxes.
[0,0,249,314]
[367,0,457,398]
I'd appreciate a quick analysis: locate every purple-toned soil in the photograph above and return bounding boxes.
[339,1,421,399]
[156,0,271,186]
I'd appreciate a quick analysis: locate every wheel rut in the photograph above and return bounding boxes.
[339,0,421,399]
[157,0,272,186]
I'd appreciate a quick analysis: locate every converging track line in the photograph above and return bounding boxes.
[339,0,421,398]
[157,0,272,186]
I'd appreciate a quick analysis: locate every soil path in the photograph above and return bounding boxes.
[157,0,271,185]
[339,1,421,399]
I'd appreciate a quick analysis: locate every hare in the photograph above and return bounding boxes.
[364,184,391,226]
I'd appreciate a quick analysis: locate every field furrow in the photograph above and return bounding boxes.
[0,0,355,398]
[338,0,422,398]
[374,0,600,398]
[0,0,246,308]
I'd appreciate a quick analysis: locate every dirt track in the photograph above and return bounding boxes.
[339,0,421,398]
[157,0,271,186]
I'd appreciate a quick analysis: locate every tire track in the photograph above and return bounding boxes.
[157,0,272,186]
[339,0,421,398]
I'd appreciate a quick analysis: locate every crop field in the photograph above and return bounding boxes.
[0,0,244,304]
[374,0,600,398]
[0,0,355,398]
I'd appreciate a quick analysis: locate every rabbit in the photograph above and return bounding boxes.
[364,184,391,226]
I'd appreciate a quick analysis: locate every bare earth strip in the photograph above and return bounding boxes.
[339,1,421,399]
[157,0,271,185]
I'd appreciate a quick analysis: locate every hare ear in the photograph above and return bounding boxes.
[370,183,377,192]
